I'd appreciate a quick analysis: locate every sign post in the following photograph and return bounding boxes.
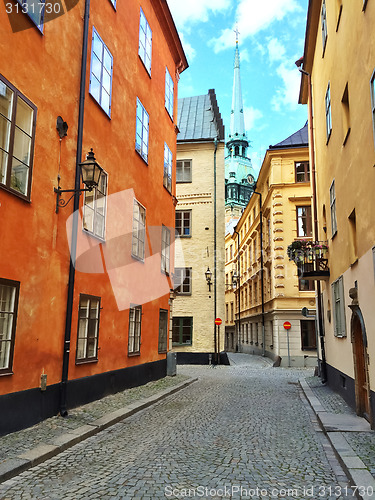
[215,318,222,364]
[283,321,292,367]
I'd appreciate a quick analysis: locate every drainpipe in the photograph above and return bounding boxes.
[59,0,91,416]
[253,191,265,357]
[213,137,218,363]
[299,68,327,383]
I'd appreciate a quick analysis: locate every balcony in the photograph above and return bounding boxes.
[287,240,330,281]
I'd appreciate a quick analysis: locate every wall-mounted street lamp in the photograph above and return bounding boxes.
[54,148,103,213]
[232,270,239,288]
[205,267,212,292]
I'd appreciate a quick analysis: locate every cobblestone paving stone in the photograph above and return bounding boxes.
[0,357,356,500]
[0,375,189,463]
[305,377,356,415]
[306,375,375,481]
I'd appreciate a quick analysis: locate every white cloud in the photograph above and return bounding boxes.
[178,32,196,63]
[210,0,300,53]
[267,38,286,64]
[243,106,263,131]
[240,48,250,63]
[167,0,231,30]
[271,63,300,111]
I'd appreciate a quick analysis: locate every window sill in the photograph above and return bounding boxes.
[89,92,112,120]
[82,228,106,243]
[138,55,152,78]
[131,253,145,263]
[128,352,141,357]
[75,358,98,365]
[0,183,31,203]
[0,370,14,377]
[176,180,192,184]
[343,128,351,146]
[158,350,167,354]
[178,235,192,238]
[163,184,172,195]
[135,147,148,165]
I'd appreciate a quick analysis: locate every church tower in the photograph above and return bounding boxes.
[225,32,256,222]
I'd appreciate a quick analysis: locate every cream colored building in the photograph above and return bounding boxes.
[225,124,318,367]
[172,90,225,363]
[299,0,375,424]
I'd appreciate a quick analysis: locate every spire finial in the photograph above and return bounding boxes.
[234,23,240,45]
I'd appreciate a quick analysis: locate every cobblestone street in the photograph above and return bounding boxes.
[0,356,356,499]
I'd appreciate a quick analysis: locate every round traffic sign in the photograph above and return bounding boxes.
[283,321,292,330]
[215,318,222,326]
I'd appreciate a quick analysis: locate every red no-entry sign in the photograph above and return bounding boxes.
[283,321,291,330]
[215,318,222,326]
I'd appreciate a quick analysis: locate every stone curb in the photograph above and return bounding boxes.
[299,378,375,499]
[0,377,197,484]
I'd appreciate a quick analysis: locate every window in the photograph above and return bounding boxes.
[128,305,142,354]
[321,0,327,53]
[230,245,233,260]
[175,210,191,237]
[301,320,317,350]
[176,160,192,183]
[0,278,20,375]
[341,83,350,144]
[370,70,375,146]
[297,206,312,237]
[330,180,337,237]
[161,225,170,274]
[135,98,149,162]
[83,171,107,240]
[348,209,358,265]
[325,83,332,141]
[76,295,100,362]
[172,317,192,345]
[89,28,113,117]
[332,276,346,337]
[0,75,36,200]
[158,309,168,353]
[225,303,228,322]
[165,68,174,118]
[138,8,152,75]
[295,162,310,183]
[299,278,315,291]
[163,143,172,193]
[109,0,116,8]
[16,0,45,32]
[132,200,146,260]
[174,267,192,295]
[230,302,234,322]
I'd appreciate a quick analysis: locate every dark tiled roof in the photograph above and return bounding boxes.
[269,122,308,149]
[177,89,225,142]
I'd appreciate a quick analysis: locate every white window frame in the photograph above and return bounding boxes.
[89,28,113,118]
[83,170,108,240]
[163,143,172,193]
[135,98,149,163]
[330,179,337,237]
[0,279,20,374]
[76,295,101,362]
[174,267,192,295]
[325,82,332,141]
[161,225,170,274]
[128,305,142,354]
[132,199,146,261]
[332,276,346,337]
[321,0,327,53]
[176,160,192,183]
[165,67,174,118]
[138,8,152,75]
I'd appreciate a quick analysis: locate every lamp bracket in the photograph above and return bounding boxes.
[54,186,92,214]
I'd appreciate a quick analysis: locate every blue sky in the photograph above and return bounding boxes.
[168,0,309,174]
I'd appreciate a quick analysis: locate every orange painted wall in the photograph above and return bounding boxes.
[0,0,186,394]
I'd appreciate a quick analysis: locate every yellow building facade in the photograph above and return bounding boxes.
[172,90,226,363]
[300,0,375,423]
[225,125,318,367]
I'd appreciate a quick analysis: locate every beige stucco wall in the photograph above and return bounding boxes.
[302,1,375,388]
[173,141,225,353]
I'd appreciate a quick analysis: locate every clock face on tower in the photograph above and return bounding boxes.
[247,174,254,185]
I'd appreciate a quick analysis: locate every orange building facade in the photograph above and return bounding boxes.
[0,0,187,433]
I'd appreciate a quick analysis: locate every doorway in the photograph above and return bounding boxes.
[352,314,371,421]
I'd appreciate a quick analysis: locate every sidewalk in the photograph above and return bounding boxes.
[0,374,196,484]
[300,376,375,499]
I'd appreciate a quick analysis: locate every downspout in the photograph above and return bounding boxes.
[300,68,327,383]
[256,191,265,357]
[213,137,218,363]
[59,0,91,416]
